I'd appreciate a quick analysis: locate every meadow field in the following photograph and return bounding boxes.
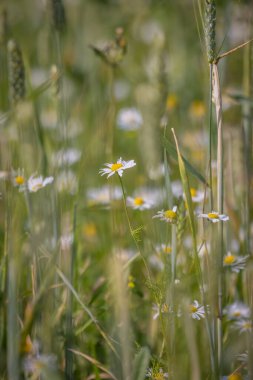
[0,0,253,379]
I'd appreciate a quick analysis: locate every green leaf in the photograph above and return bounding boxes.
[163,136,209,187]
[133,347,150,380]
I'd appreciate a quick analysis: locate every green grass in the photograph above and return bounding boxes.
[0,1,252,379]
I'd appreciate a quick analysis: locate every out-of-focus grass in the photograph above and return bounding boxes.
[0,0,252,379]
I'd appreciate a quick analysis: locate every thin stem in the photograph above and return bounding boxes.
[118,175,151,280]
[209,64,214,210]
[213,63,224,375]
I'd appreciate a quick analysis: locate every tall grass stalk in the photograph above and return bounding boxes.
[65,204,77,380]
[212,63,224,375]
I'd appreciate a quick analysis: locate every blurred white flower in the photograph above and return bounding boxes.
[234,319,252,334]
[224,302,250,320]
[152,303,170,320]
[99,158,136,178]
[153,206,177,224]
[189,300,206,320]
[12,168,26,190]
[117,108,143,131]
[127,195,153,210]
[23,353,57,376]
[60,233,73,250]
[86,185,122,205]
[52,148,81,167]
[56,170,78,194]
[189,187,205,203]
[146,367,169,379]
[198,211,229,223]
[28,175,53,193]
[223,253,249,273]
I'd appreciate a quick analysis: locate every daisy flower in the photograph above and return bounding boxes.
[146,367,169,379]
[234,319,252,334]
[52,148,81,167]
[12,168,26,190]
[86,185,122,205]
[117,107,143,131]
[27,175,54,193]
[127,195,153,210]
[152,303,170,320]
[189,300,206,320]
[155,244,172,255]
[189,187,205,203]
[198,211,229,223]
[153,206,177,224]
[223,253,249,273]
[99,158,136,178]
[224,302,250,320]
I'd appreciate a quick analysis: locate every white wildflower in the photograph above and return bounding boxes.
[198,211,229,223]
[117,107,143,131]
[189,300,206,320]
[153,206,177,224]
[99,158,136,178]
[27,175,54,193]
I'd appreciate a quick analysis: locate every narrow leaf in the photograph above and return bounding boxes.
[133,347,150,380]
[70,349,117,380]
[163,136,209,187]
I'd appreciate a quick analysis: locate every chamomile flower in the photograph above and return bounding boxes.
[127,195,153,210]
[153,206,177,224]
[234,319,252,334]
[146,367,169,379]
[86,185,122,205]
[223,253,249,273]
[12,168,26,190]
[52,148,81,167]
[152,303,170,320]
[189,187,205,203]
[189,300,206,320]
[198,211,229,223]
[117,107,143,131]
[99,158,136,178]
[224,302,250,320]
[27,175,54,193]
[155,244,172,255]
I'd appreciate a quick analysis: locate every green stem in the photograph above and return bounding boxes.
[118,175,151,279]
[209,63,214,210]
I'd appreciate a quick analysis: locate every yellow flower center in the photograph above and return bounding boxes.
[224,254,236,265]
[15,175,25,185]
[111,163,123,171]
[83,222,97,237]
[207,212,219,219]
[164,209,177,220]
[190,305,198,313]
[190,100,206,118]
[228,374,242,380]
[154,374,165,380]
[190,188,197,197]
[166,94,178,111]
[134,197,144,206]
[242,321,251,329]
[232,311,241,317]
[161,303,169,313]
[163,246,172,254]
